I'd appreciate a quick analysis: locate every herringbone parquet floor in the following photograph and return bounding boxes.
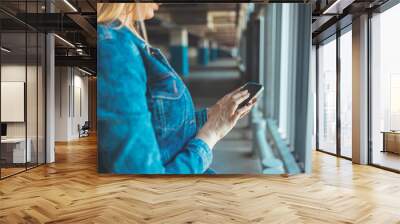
[1,135,400,224]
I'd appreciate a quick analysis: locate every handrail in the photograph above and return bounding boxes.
[251,110,284,174]
[266,118,301,174]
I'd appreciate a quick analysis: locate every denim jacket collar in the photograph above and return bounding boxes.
[103,21,177,79]
[106,20,149,50]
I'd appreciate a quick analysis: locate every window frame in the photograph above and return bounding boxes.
[315,24,353,161]
[0,0,48,180]
[367,0,400,173]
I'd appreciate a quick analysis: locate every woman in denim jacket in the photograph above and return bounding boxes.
[97,3,256,174]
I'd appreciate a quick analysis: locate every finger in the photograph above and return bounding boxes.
[239,99,257,114]
[231,90,248,100]
[234,92,250,105]
[231,93,250,114]
[233,84,246,93]
[233,93,250,107]
[236,103,253,116]
[246,99,257,108]
[236,104,254,120]
[248,97,258,105]
[233,107,247,122]
[228,84,247,96]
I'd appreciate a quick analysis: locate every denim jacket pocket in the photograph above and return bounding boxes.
[149,73,186,138]
[149,73,184,100]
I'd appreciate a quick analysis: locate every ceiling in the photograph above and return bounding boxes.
[153,3,248,47]
[311,0,390,43]
[1,1,247,73]
[0,0,96,73]
[1,0,395,73]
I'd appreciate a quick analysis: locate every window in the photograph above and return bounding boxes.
[0,1,47,179]
[317,36,337,154]
[339,28,352,158]
[371,2,400,171]
[278,4,290,139]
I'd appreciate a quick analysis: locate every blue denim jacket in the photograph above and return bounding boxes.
[97,22,213,174]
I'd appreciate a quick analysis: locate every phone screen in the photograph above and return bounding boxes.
[238,82,264,109]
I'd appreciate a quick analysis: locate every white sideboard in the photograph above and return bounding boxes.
[1,138,32,163]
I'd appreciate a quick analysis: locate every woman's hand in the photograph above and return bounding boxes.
[196,87,257,149]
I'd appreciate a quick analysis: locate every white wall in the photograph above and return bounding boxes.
[1,63,46,164]
[54,67,89,141]
[71,73,89,138]
[1,82,25,122]
[55,67,69,141]
[1,65,25,129]
[1,65,40,137]
[1,65,26,140]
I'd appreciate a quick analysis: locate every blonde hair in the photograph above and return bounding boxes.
[97,3,148,42]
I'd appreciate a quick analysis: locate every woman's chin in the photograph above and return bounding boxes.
[145,12,155,20]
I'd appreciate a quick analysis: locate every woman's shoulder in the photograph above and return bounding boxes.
[99,24,146,60]
[98,23,129,42]
[97,24,145,81]
[98,22,145,51]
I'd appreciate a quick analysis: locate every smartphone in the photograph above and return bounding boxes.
[238,82,264,109]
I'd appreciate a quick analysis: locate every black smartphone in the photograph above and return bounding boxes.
[238,82,264,109]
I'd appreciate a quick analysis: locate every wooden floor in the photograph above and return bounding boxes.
[1,167,26,178]
[372,150,400,171]
[1,135,400,223]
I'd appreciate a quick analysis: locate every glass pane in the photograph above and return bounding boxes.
[0,0,46,179]
[26,0,40,169]
[27,31,38,169]
[38,32,45,165]
[1,28,27,177]
[312,46,317,151]
[318,37,337,154]
[371,3,400,171]
[340,29,352,158]
[37,0,46,165]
